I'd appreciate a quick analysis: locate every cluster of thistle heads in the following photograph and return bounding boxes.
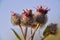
[11,6,58,40]
[11,6,50,28]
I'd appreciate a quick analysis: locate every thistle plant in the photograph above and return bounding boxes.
[42,23,57,40]
[11,5,57,40]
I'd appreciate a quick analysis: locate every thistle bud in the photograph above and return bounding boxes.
[11,11,21,25]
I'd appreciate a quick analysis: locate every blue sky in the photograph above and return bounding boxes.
[0,0,60,40]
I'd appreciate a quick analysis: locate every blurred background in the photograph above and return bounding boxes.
[0,0,60,40]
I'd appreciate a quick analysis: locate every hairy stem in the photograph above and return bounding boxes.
[19,24,25,40]
[28,23,40,40]
[31,27,33,40]
[31,27,34,40]
[24,26,28,40]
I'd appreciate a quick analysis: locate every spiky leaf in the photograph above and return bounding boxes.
[11,29,22,40]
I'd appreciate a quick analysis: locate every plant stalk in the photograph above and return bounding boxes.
[19,24,25,40]
[24,26,28,40]
[28,23,40,40]
[31,27,34,40]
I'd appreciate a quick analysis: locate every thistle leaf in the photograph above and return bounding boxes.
[43,26,50,37]
[11,29,22,40]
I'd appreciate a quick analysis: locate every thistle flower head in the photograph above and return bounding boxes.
[36,6,50,15]
[23,9,32,17]
[11,11,21,25]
